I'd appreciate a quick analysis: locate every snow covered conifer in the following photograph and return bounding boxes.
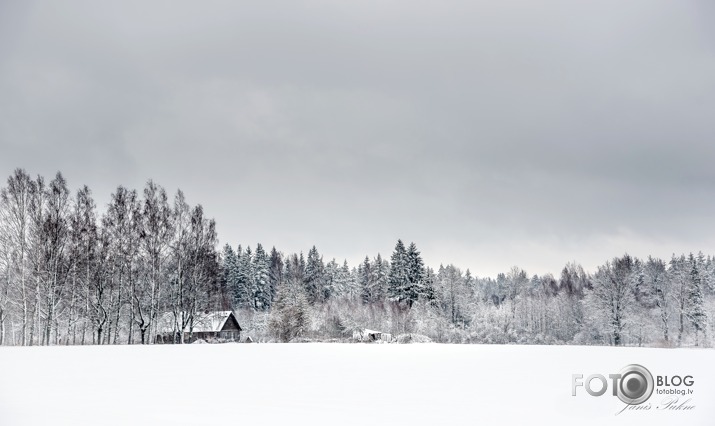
[388,239,410,306]
[421,266,437,305]
[253,243,271,311]
[268,246,283,304]
[373,253,389,302]
[235,245,253,309]
[406,242,425,304]
[221,244,236,293]
[687,253,707,345]
[304,246,325,304]
[336,260,357,299]
[359,256,373,304]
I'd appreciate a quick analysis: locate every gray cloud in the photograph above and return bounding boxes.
[1,0,714,276]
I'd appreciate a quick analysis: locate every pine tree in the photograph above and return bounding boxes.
[389,240,424,307]
[373,253,389,303]
[268,247,283,304]
[283,253,299,285]
[298,252,306,279]
[235,245,253,309]
[388,240,409,305]
[221,244,237,297]
[406,242,425,304]
[253,243,271,311]
[304,246,325,304]
[704,255,715,294]
[226,246,240,302]
[323,259,339,298]
[232,244,243,308]
[335,260,356,299]
[359,256,373,304]
[421,266,437,305]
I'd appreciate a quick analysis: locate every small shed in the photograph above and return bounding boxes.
[352,328,393,343]
[156,311,242,343]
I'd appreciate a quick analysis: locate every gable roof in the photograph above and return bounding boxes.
[156,311,241,333]
[192,311,239,333]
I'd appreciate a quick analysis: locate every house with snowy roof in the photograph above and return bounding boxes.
[155,310,242,343]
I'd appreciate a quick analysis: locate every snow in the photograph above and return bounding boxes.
[0,344,712,425]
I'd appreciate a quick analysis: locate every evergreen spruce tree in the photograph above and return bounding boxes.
[268,246,283,304]
[221,244,240,310]
[359,256,373,304]
[688,253,707,345]
[388,239,410,306]
[253,243,271,311]
[221,244,236,293]
[464,269,476,295]
[373,253,389,303]
[235,245,254,309]
[421,266,437,305]
[304,246,325,304]
[336,260,356,299]
[704,255,715,294]
[283,253,297,284]
[323,259,339,298]
[406,242,425,304]
[298,252,306,279]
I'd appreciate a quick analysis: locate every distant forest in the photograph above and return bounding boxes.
[0,169,712,347]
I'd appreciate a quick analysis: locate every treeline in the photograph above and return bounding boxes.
[1,169,713,347]
[224,241,713,347]
[0,169,225,346]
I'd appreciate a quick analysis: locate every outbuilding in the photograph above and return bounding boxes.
[156,311,242,343]
[352,328,393,343]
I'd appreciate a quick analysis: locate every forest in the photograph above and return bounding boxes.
[0,168,712,347]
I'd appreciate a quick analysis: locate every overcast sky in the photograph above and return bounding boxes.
[1,1,714,277]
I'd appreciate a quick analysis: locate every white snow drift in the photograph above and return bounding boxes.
[0,344,712,426]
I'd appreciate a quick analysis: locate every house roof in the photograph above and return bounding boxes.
[192,311,238,333]
[156,311,240,333]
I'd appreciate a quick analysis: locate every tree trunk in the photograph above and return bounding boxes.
[21,291,27,346]
[0,311,4,346]
[113,274,122,345]
[67,271,77,345]
[30,280,41,346]
[128,273,135,345]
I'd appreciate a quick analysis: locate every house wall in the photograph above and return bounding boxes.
[154,313,243,343]
[219,331,240,341]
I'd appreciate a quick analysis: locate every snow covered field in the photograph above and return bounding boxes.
[0,343,712,426]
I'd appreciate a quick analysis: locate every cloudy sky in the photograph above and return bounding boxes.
[1,0,714,277]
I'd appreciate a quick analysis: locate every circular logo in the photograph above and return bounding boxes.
[617,364,654,405]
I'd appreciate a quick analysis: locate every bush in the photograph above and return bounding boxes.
[396,333,432,344]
